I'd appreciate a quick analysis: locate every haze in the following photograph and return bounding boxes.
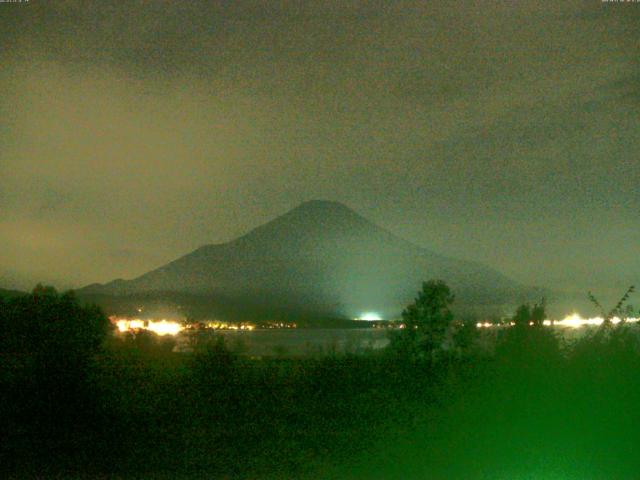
[1,1,638,297]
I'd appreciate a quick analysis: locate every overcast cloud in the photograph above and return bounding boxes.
[0,1,638,296]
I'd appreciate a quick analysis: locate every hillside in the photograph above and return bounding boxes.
[80,200,531,319]
[0,288,26,299]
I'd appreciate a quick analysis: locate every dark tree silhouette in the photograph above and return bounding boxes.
[511,299,546,327]
[497,298,559,365]
[513,303,532,326]
[531,298,547,326]
[394,280,455,358]
[452,317,479,356]
[589,285,635,325]
[0,285,111,466]
[0,284,110,360]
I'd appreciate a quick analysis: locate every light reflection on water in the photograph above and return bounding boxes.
[184,328,391,356]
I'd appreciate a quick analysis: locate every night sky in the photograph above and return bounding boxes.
[1,1,638,296]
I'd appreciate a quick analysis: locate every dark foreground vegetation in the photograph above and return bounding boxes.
[2,283,640,479]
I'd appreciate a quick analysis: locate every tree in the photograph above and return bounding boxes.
[0,285,111,423]
[588,285,635,325]
[3,285,110,359]
[531,298,547,326]
[571,286,637,367]
[513,303,532,327]
[396,280,455,358]
[452,317,479,356]
[511,299,546,327]
[497,298,559,364]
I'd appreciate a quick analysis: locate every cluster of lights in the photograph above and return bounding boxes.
[115,319,184,336]
[113,318,262,336]
[112,312,640,337]
[205,321,255,331]
[261,322,297,329]
[476,313,640,329]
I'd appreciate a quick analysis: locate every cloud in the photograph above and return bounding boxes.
[0,1,638,293]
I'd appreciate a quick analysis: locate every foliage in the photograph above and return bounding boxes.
[530,297,547,325]
[572,286,639,366]
[513,303,531,326]
[512,298,547,326]
[5,281,640,478]
[0,284,110,362]
[496,297,560,364]
[452,318,479,355]
[0,285,111,473]
[392,280,455,358]
[588,285,635,323]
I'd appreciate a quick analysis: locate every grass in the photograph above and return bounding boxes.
[3,323,640,479]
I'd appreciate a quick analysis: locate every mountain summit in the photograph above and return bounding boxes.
[81,201,522,318]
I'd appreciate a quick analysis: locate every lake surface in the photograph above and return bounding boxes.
[190,328,391,356]
[174,323,637,356]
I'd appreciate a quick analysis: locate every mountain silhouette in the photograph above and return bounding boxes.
[80,200,526,319]
[0,287,26,299]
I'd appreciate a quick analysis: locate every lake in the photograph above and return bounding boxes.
[176,328,391,356]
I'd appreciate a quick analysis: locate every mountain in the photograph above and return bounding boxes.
[0,287,27,299]
[79,200,532,319]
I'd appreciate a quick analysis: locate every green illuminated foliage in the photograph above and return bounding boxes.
[392,280,455,358]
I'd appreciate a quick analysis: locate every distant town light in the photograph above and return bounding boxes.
[115,318,184,336]
[359,312,382,321]
[473,313,640,329]
[147,320,183,336]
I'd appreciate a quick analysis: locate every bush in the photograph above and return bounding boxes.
[0,285,111,472]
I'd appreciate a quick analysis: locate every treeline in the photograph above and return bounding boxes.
[1,282,640,478]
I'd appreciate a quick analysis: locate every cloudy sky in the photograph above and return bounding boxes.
[0,1,638,296]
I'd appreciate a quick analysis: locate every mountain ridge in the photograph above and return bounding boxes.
[79,200,531,318]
